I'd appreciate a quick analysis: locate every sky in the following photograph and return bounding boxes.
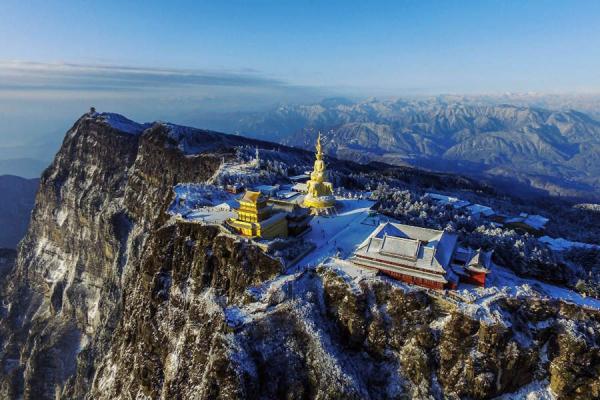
[1,0,600,156]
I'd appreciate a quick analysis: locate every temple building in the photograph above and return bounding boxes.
[303,133,336,213]
[451,247,492,287]
[268,199,312,236]
[351,222,459,289]
[227,190,288,239]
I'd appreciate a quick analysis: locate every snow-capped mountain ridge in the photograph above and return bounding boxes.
[215,98,600,201]
[0,112,598,399]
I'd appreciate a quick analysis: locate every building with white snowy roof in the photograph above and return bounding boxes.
[466,203,495,218]
[253,184,280,197]
[289,174,310,182]
[425,192,470,209]
[351,222,458,289]
[505,213,549,234]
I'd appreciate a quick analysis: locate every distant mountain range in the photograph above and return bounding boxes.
[209,98,600,201]
[0,175,38,248]
[0,158,49,178]
[0,137,58,178]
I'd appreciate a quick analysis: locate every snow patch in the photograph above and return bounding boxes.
[96,113,150,135]
[539,235,599,252]
[294,199,376,269]
[493,380,556,400]
[56,209,68,227]
[168,183,236,224]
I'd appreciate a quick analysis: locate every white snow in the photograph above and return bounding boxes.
[522,214,549,230]
[426,192,470,208]
[429,314,452,332]
[97,113,150,135]
[493,380,556,400]
[163,124,204,154]
[56,209,68,227]
[35,236,69,283]
[168,183,237,224]
[293,199,377,269]
[466,203,495,217]
[458,262,600,315]
[539,235,599,252]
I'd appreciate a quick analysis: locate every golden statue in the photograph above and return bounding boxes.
[303,133,335,211]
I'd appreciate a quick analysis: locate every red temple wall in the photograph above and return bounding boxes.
[378,269,445,290]
[462,271,487,287]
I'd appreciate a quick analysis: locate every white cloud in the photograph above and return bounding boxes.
[0,61,288,92]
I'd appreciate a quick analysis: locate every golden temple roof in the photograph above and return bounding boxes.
[240,190,264,204]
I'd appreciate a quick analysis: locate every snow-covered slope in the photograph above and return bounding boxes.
[0,112,598,400]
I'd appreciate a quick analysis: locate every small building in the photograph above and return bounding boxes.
[225,183,244,194]
[214,202,232,212]
[351,222,458,290]
[466,204,495,218]
[505,213,549,235]
[268,199,312,236]
[426,192,470,209]
[451,247,492,287]
[254,184,280,197]
[289,174,309,183]
[227,190,288,239]
[291,182,308,193]
[275,190,300,200]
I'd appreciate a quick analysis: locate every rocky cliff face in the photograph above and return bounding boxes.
[0,113,598,399]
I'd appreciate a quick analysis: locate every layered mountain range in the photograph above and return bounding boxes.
[0,113,598,399]
[0,175,38,248]
[214,98,600,201]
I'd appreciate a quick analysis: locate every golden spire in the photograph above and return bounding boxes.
[303,131,335,211]
[316,132,323,160]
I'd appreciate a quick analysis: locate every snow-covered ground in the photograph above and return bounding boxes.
[492,380,556,400]
[293,199,378,269]
[169,184,600,325]
[222,198,380,327]
[97,112,151,135]
[321,258,378,295]
[167,183,237,224]
[456,261,600,324]
[539,235,600,252]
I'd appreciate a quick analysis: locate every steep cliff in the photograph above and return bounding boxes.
[0,113,598,399]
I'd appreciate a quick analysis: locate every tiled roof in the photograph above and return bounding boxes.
[241,190,264,203]
[380,235,420,260]
[355,222,457,274]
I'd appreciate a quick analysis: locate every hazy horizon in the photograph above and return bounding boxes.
[2,0,600,163]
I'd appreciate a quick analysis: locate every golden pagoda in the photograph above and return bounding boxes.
[227,190,288,239]
[303,133,335,211]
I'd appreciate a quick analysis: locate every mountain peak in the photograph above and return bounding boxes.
[89,112,152,136]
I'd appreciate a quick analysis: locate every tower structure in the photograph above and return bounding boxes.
[303,133,335,211]
[254,146,260,167]
[227,190,288,239]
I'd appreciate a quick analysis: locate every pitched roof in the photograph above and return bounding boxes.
[240,190,264,203]
[355,222,457,273]
[466,250,492,273]
[380,235,420,259]
[466,204,495,216]
[373,222,444,242]
[426,192,470,208]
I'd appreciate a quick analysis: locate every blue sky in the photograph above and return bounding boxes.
[1,0,600,150]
